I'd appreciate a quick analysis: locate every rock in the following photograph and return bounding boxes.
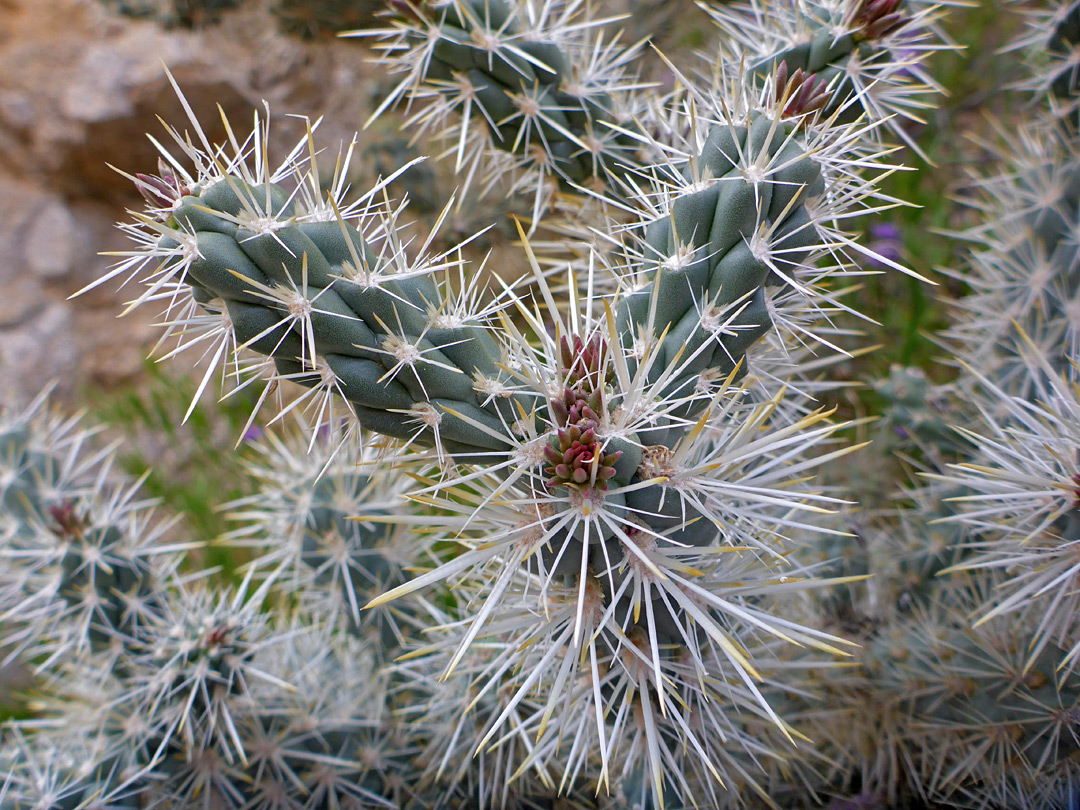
[0,302,77,403]
[24,200,80,279]
[74,305,160,390]
[0,279,44,328]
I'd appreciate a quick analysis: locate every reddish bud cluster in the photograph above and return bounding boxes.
[544,423,621,490]
[851,0,906,41]
[545,333,621,491]
[135,158,191,210]
[551,386,604,429]
[776,61,831,120]
[202,624,234,651]
[559,334,611,394]
[48,501,85,540]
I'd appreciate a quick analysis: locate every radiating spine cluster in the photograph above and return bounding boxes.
[930,0,1080,687]
[0,392,180,670]
[0,404,423,809]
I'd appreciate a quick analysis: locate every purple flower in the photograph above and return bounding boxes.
[241,425,264,443]
[867,221,903,268]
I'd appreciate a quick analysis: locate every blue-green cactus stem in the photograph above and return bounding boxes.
[615,114,824,437]
[874,365,967,452]
[392,0,644,193]
[752,0,908,119]
[155,176,533,457]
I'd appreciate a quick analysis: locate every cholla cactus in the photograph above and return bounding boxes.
[943,119,1080,392]
[704,0,953,157]
[927,0,1080,688]
[927,341,1080,675]
[12,0,1080,808]
[224,421,423,652]
[0,392,183,672]
[359,0,950,219]
[357,0,651,215]
[1009,0,1080,125]
[0,400,419,809]
[943,1,1080,392]
[800,577,1080,809]
[831,2,1080,806]
[76,47,909,803]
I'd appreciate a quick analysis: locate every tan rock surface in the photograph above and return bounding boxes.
[0,0,383,406]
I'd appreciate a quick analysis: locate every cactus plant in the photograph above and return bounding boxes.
[704,0,952,156]
[66,52,908,803]
[7,1,1080,808]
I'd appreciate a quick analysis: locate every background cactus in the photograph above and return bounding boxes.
[4,1,1080,809]
[96,0,243,27]
[272,0,386,39]
[358,0,650,213]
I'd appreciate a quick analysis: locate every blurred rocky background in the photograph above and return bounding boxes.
[0,0,394,405]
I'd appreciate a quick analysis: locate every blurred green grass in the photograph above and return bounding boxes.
[83,361,260,577]
[851,1,1025,373]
